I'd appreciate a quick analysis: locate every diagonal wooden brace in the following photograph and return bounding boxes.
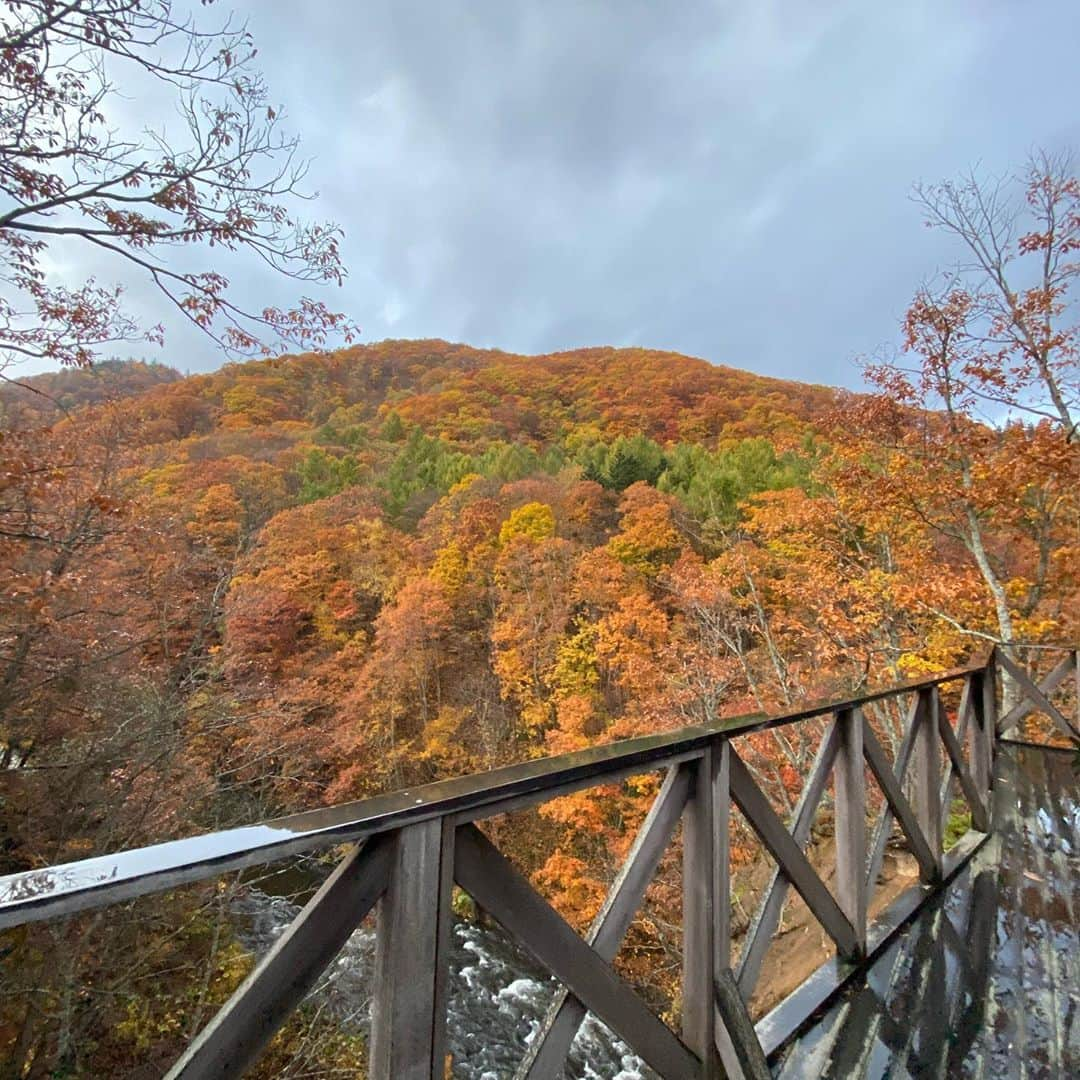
[454,823,702,1079]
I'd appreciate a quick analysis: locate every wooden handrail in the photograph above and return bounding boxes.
[3,646,1075,1080]
[0,658,987,931]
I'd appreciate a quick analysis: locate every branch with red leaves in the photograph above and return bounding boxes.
[0,0,357,370]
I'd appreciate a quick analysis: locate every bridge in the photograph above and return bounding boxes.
[0,647,1076,1078]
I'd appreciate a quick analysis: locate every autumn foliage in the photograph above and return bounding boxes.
[0,153,1077,1075]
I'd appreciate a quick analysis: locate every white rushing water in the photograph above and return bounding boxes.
[232,889,656,1079]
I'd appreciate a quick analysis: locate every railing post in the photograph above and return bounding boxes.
[986,646,1013,741]
[834,707,867,958]
[682,743,723,1078]
[911,688,943,880]
[713,742,732,974]
[968,668,993,816]
[370,819,454,1080]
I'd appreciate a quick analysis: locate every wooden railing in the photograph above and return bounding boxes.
[0,647,1076,1079]
[996,647,1080,745]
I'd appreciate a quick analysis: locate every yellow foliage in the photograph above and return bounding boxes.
[606,502,681,572]
[431,540,469,594]
[533,851,605,929]
[499,501,556,546]
[186,483,243,555]
[551,623,600,699]
[449,472,483,495]
[418,706,476,774]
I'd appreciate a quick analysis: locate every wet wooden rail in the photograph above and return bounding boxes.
[770,742,1079,1077]
[0,647,1076,1079]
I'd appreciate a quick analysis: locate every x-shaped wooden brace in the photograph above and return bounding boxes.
[998,651,1080,741]
[455,821,702,1079]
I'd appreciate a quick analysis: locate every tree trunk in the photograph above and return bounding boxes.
[964,506,1020,711]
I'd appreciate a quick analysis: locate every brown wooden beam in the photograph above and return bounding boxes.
[865,693,921,893]
[937,699,989,832]
[862,722,938,883]
[517,764,690,1079]
[167,837,392,1079]
[714,968,770,1080]
[998,651,1080,741]
[834,707,867,955]
[370,821,453,1080]
[736,720,839,998]
[683,745,723,1078]
[728,749,859,959]
[995,652,1073,733]
[454,823,701,1079]
[910,688,943,878]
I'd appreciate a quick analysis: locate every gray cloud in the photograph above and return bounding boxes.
[21,1,1080,388]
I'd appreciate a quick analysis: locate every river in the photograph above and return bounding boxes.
[233,882,658,1079]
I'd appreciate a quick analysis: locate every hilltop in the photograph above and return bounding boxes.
[0,358,181,429]
[4,338,834,445]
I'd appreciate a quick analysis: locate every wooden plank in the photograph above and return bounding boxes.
[943,868,997,1077]
[683,746,722,1077]
[972,663,996,810]
[865,694,921,893]
[517,764,690,1080]
[710,742,742,1076]
[430,818,456,1078]
[995,652,1073,732]
[370,821,450,1080]
[834,708,867,955]
[714,968,771,1080]
[166,837,392,1079]
[984,653,999,737]
[454,823,701,1080]
[735,720,840,998]
[997,650,1080,740]
[714,741,732,973]
[861,723,938,883]
[963,673,989,816]
[459,747,703,826]
[728,749,859,958]
[755,827,990,1062]
[911,688,943,876]
[936,698,989,832]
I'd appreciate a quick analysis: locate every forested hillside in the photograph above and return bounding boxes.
[1,323,1076,1071]
[0,359,182,429]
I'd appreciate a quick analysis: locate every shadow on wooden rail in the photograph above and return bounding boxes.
[0,646,1076,1079]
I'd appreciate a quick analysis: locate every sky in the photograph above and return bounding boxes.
[24,0,1080,389]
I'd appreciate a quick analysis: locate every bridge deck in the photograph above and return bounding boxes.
[772,743,1079,1078]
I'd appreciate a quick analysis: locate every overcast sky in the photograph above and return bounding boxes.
[36,1,1080,388]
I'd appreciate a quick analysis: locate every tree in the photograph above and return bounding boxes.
[657,437,812,535]
[843,287,1078,670]
[578,435,667,491]
[0,0,355,373]
[0,411,130,742]
[912,151,1078,440]
[294,447,362,503]
[824,154,1080,699]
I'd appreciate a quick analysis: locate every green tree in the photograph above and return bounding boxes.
[382,429,477,519]
[658,437,811,527]
[577,435,667,490]
[295,448,362,503]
